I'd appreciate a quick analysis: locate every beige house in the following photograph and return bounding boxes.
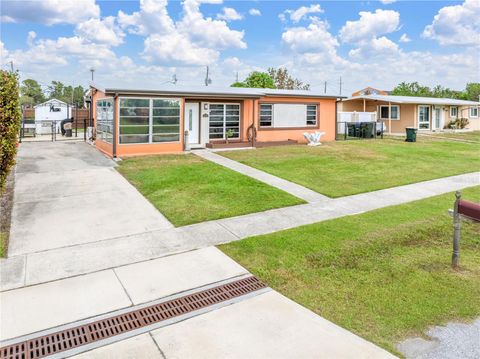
[338,94,480,133]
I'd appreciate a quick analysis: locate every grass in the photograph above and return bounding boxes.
[220,186,480,354]
[221,136,480,197]
[420,130,480,143]
[117,154,304,226]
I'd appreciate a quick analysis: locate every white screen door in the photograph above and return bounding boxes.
[185,102,200,144]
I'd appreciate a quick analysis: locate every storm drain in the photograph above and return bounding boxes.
[0,276,266,359]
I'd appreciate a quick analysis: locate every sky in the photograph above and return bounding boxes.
[1,0,479,96]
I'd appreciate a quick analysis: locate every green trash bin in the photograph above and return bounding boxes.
[405,127,417,142]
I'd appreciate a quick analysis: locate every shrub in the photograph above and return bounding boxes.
[445,117,469,129]
[0,70,21,193]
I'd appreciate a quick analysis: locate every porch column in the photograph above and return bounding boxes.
[363,98,366,112]
[388,102,392,135]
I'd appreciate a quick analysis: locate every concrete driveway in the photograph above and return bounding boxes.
[8,141,172,256]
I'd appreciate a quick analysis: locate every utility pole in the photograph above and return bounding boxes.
[339,76,342,96]
[204,66,211,86]
[324,81,327,94]
[172,74,177,85]
[9,61,14,72]
[235,71,239,83]
[90,68,95,82]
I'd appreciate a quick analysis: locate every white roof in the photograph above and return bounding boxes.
[343,94,479,106]
[91,83,342,99]
[34,99,68,108]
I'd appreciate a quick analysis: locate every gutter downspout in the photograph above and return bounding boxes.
[113,93,118,158]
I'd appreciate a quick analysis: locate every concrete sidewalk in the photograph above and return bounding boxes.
[2,171,478,291]
[1,247,395,359]
[193,149,329,203]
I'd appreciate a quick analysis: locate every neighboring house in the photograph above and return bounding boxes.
[34,99,72,134]
[339,94,480,133]
[90,84,341,157]
[351,87,389,97]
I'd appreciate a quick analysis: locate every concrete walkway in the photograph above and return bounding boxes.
[1,247,395,359]
[193,149,329,203]
[2,170,478,291]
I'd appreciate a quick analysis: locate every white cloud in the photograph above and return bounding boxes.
[118,0,174,36]
[1,0,100,25]
[380,0,396,4]
[76,17,125,46]
[281,4,324,23]
[119,0,246,66]
[143,33,218,65]
[339,9,400,43]
[27,31,37,46]
[217,7,243,21]
[249,8,261,16]
[422,0,480,46]
[399,33,411,43]
[349,36,399,59]
[282,19,344,66]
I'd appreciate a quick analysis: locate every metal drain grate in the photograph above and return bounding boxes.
[1,276,266,359]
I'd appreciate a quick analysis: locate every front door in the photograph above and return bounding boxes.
[185,102,200,145]
[434,107,443,130]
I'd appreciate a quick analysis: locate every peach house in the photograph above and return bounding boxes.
[90,84,341,158]
[339,94,480,134]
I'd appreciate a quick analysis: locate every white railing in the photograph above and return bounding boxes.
[338,111,377,122]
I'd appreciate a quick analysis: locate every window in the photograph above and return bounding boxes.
[418,105,430,129]
[470,107,478,118]
[96,99,114,143]
[119,98,180,144]
[209,103,240,140]
[450,106,458,118]
[306,105,317,126]
[260,104,273,127]
[260,103,319,128]
[379,105,399,120]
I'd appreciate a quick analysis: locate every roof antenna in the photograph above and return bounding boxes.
[172,74,177,85]
[205,66,212,86]
[90,68,95,82]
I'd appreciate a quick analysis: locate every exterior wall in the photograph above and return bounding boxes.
[91,89,114,157]
[92,89,338,157]
[340,100,415,133]
[254,96,337,143]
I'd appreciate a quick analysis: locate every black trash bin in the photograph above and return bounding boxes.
[65,129,72,137]
[405,127,417,142]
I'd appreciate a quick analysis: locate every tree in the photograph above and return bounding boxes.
[48,81,85,108]
[462,83,480,101]
[20,79,45,105]
[267,67,310,90]
[230,71,276,89]
[391,82,432,97]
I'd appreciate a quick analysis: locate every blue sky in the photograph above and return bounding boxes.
[1,0,479,95]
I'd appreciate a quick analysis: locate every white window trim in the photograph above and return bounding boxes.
[470,106,478,118]
[378,105,400,120]
[118,96,181,145]
[418,105,430,130]
[450,106,458,118]
[306,104,318,126]
[259,103,274,127]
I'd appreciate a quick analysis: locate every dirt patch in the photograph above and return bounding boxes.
[0,170,15,257]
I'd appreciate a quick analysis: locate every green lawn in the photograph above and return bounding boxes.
[220,187,480,354]
[117,154,304,226]
[221,137,480,198]
[421,131,480,143]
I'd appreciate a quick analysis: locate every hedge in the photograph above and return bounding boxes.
[0,70,21,193]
